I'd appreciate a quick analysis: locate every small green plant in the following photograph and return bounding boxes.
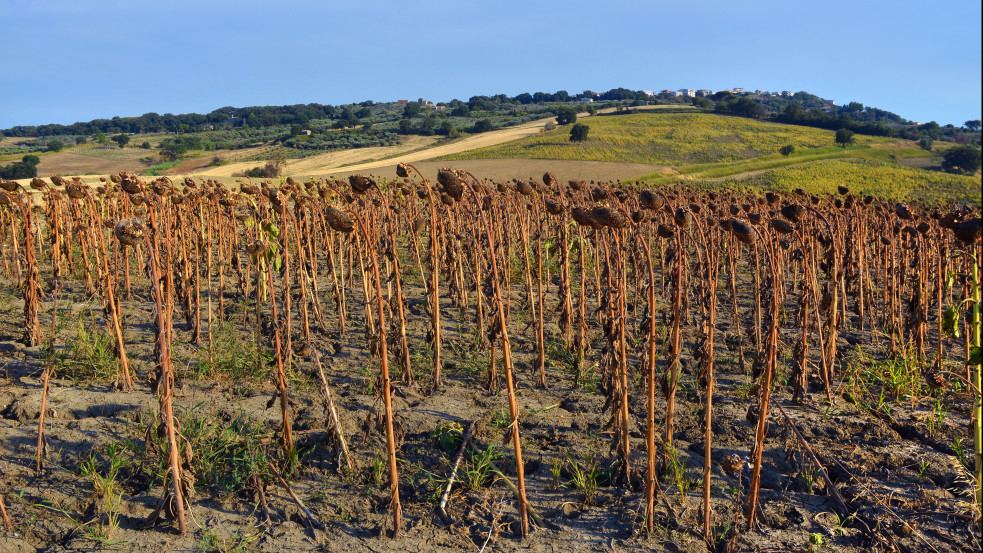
[664,446,691,494]
[198,529,258,553]
[462,444,501,491]
[491,409,511,429]
[550,458,562,490]
[954,438,972,470]
[193,320,270,382]
[420,469,447,504]
[358,362,378,396]
[564,449,602,505]
[800,464,820,495]
[77,443,129,542]
[926,400,947,438]
[808,532,825,552]
[734,378,755,399]
[56,318,118,384]
[916,458,930,483]
[409,344,432,381]
[367,454,386,487]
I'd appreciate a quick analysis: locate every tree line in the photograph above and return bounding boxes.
[5,88,977,153]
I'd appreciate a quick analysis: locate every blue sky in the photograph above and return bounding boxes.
[1,0,979,130]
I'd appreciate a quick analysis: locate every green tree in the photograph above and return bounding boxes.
[403,102,421,118]
[835,128,854,147]
[941,145,982,173]
[47,139,65,152]
[690,96,711,109]
[95,132,107,144]
[140,141,152,149]
[964,120,980,131]
[159,145,181,162]
[74,135,86,145]
[471,119,494,133]
[779,144,795,156]
[438,120,456,136]
[918,137,933,151]
[111,134,130,148]
[0,155,40,179]
[554,106,578,125]
[586,104,597,115]
[419,115,435,135]
[569,123,590,142]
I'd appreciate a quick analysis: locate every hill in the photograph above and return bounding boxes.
[439,109,893,165]
[438,110,979,204]
[10,109,979,205]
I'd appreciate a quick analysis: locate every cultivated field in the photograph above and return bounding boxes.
[0,168,980,553]
[439,110,893,165]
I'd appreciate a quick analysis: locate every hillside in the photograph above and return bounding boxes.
[438,110,980,204]
[440,109,893,165]
[9,109,979,205]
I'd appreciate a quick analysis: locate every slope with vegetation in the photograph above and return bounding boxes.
[442,110,980,204]
[441,109,893,165]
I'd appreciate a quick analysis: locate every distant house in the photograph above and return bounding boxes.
[781,91,794,97]
[300,129,312,136]
[754,89,766,95]
[396,99,409,104]
[432,105,445,110]
[679,89,695,97]
[820,104,834,113]
[698,89,712,97]
[641,90,654,97]
[580,97,594,103]
[732,87,745,93]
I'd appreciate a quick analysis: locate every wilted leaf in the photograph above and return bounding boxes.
[942,306,960,338]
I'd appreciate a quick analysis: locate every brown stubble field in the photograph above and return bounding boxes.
[0,168,980,552]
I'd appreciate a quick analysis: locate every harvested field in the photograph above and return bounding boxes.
[0,169,979,553]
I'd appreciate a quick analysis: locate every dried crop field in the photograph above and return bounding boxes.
[0,169,980,553]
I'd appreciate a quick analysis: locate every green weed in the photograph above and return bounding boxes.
[463,444,502,491]
[198,529,258,553]
[56,317,118,384]
[563,449,603,505]
[193,320,270,382]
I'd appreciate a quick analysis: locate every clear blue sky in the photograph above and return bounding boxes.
[1,0,979,130]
